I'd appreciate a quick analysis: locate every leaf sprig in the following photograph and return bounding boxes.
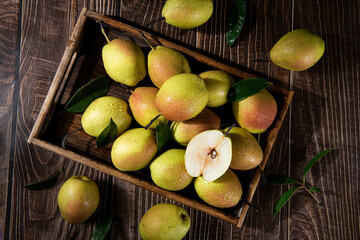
[265,148,337,218]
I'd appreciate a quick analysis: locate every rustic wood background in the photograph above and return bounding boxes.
[0,0,359,239]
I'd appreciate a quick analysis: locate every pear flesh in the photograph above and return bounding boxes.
[162,0,214,29]
[102,38,147,86]
[185,130,232,182]
[270,29,325,71]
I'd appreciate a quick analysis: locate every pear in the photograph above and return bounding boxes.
[185,129,232,182]
[270,29,325,71]
[226,127,263,170]
[150,149,193,191]
[102,38,146,86]
[170,108,221,146]
[232,89,277,134]
[81,96,132,137]
[111,128,158,171]
[199,70,235,107]
[194,169,242,208]
[162,0,214,29]
[57,175,100,224]
[139,203,190,240]
[156,73,209,122]
[128,87,168,129]
[148,46,191,88]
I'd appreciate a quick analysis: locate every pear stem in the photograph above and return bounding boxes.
[240,198,260,213]
[98,22,110,43]
[146,17,166,28]
[139,31,155,51]
[62,127,83,148]
[224,123,237,136]
[144,114,162,130]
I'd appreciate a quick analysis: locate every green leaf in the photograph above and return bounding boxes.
[309,186,322,193]
[303,148,337,179]
[24,166,63,190]
[96,119,118,147]
[226,0,246,47]
[264,174,297,185]
[91,215,112,240]
[65,76,111,113]
[273,187,300,218]
[227,78,272,102]
[156,123,173,152]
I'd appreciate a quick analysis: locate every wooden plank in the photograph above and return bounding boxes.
[290,0,360,240]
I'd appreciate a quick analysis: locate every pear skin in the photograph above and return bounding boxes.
[194,169,242,208]
[162,0,213,29]
[150,149,193,191]
[111,128,158,171]
[170,108,221,146]
[128,87,168,129]
[270,29,325,71]
[102,38,146,86]
[81,96,132,137]
[156,73,209,122]
[199,70,235,107]
[226,127,263,170]
[232,89,277,134]
[148,46,191,88]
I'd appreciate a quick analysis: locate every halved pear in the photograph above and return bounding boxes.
[185,130,232,182]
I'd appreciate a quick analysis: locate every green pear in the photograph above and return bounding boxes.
[150,149,193,191]
[102,38,147,86]
[193,169,242,208]
[162,0,214,29]
[111,128,158,171]
[270,29,325,71]
[139,203,190,240]
[148,46,191,88]
[199,70,235,107]
[170,108,221,146]
[226,127,263,170]
[81,96,132,137]
[156,73,209,122]
[58,175,100,224]
[128,87,168,129]
[232,89,277,134]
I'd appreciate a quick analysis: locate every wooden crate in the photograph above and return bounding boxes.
[28,8,294,227]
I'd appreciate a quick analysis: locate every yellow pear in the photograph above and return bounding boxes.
[81,96,132,137]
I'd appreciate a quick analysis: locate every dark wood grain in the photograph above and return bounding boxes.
[1,0,359,239]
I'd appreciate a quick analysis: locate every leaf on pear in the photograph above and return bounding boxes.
[91,215,112,240]
[272,186,300,218]
[96,118,118,147]
[24,166,63,191]
[65,75,111,113]
[309,186,322,193]
[227,78,272,102]
[303,148,337,179]
[264,174,297,185]
[156,123,173,152]
[226,0,246,47]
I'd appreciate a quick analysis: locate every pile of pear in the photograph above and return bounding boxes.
[80,32,278,210]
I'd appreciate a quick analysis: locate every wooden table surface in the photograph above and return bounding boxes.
[1,0,359,239]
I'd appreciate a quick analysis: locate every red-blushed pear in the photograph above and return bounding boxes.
[193,169,242,208]
[139,203,190,240]
[81,96,132,137]
[170,108,221,146]
[57,175,100,224]
[185,129,232,182]
[148,46,191,88]
[155,73,209,122]
[128,87,168,129]
[199,70,235,107]
[111,128,158,171]
[150,149,193,191]
[225,126,263,170]
[232,89,277,134]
